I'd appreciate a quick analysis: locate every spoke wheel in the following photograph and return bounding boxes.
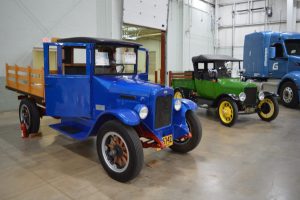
[97,120,143,182]
[102,132,129,173]
[217,97,238,127]
[20,104,31,129]
[174,91,183,99]
[257,96,279,122]
[19,98,40,134]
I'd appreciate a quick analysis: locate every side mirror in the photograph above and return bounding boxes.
[269,47,276,59]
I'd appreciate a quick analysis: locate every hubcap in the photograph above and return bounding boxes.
[219,101,234,123]
[20,104,30,129]
[283,87,293,103]
[101,132,129,173]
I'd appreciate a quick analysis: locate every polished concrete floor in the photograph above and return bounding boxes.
[0,106,300,200]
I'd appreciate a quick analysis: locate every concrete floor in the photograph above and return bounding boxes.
[0,106,300,200]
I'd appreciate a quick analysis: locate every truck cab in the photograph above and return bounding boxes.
[244,32,300,108]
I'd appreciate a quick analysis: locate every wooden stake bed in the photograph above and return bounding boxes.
[6,64,45,99]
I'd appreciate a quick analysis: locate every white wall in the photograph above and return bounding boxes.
[217,0,293,60]
[0,0,123,112]
[167,0,214,75]
[0,0,97,77]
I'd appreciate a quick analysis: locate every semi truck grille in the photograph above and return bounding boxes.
[244,87,257,106]
[155,95,173,129]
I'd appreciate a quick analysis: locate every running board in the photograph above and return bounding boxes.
[50,121,91,140]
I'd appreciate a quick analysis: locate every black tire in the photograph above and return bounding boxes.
[279,81,299,108]
[96,120,144,182]
[257,96,279,122]
[19,98,40,134]
[174,88,185,99]
[170,111,202,153]
[217,97,238,127]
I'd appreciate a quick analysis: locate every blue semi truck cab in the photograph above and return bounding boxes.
[8,37,202,182]
[243,31,300,108]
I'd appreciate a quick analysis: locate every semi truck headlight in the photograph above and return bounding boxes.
[258,91,265,101]
[174,99,182,111]
[239,92,246,101]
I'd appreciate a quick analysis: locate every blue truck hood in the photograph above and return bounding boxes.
[93,76,164,97]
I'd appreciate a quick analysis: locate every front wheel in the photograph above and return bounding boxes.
[97,120,144,182]
[217,97,238,127]
[257,96,279,122]
[279,81,299,108]
[170,111,202,153]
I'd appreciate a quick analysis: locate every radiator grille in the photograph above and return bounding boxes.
[244,87,257,106]
[155,95,173,129]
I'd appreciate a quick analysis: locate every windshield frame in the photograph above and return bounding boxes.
[93,44,138,76]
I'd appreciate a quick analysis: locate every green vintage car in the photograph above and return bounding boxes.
[172,55,279,127]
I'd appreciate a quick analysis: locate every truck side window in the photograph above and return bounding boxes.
[63,47,87,75]
[273,43,284,58]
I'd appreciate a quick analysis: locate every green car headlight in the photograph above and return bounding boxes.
[258,91,265,101]
[239,92,246,101]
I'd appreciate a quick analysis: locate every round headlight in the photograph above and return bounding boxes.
[174,99,182,111]
[139,106,148,119]
[239,92,246,102]
[258,91,265,101]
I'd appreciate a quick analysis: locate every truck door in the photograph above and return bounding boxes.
[44,43,92,117]
[269,43,288,78]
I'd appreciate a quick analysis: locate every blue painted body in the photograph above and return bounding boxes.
[43,41,196,144]
[243,31,300,101]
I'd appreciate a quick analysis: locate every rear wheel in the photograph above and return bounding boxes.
[280,81,299,108]
[217,97,238,127]
[257,96,279,122]
[19,98,40,134]
[174,88,184,99]
[170,111,202,153]
[97,120,144,182]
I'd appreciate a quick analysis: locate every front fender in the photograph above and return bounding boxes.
[89,108,140,136]
[280,71,300,90]
[173,98,197,139]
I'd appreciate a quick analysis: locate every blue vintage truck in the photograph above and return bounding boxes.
[243,31,300,108]
[6,37,202,182]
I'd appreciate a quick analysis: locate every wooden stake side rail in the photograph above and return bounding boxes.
[168,71,193,86]
[6,64,44,98]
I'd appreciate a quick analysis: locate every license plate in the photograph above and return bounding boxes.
[162,134,173,147]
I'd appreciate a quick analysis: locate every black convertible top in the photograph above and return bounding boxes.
[192,54,242,63]
[57,37,142,47]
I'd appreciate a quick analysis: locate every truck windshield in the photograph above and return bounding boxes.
[285,39,300,56]
[94,45,136,75]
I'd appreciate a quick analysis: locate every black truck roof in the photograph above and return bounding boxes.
[192,54,242,63]
[57,37,142,47]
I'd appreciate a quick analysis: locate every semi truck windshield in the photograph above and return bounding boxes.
[285,39,300,56]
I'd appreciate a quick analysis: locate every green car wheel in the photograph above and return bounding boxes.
[217,97,238,127]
